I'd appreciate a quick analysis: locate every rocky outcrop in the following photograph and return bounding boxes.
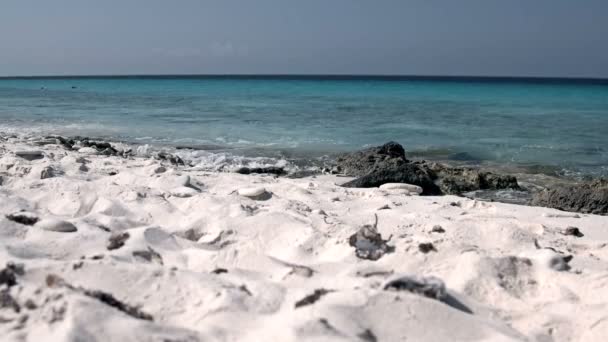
[45,136,132,158]
[337,142,519,196]
[341,162,442,195]
[531,179,608,215]
[426,163,520,194]
[335,141,409,177]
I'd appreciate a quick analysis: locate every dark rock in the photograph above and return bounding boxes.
[337,142,519,196]
[24,299,37,310]
[81,141,120,156]
[107,232,130,250]
[384,275,446,300]
[211,268,228,274]
[92,142,112,150]
[348,215,393,260]
[0,262,25,287]
[175,228,205,242]
[418,242,437,253]
[550,255,574,271]
[132,247,163,265]
[335,141,408,177]
[341,163,441,195]
[562,227,584,238]
[40,166,55,179]
[50,136,75,150]
[5,212,39,226]
[235,167,286,176]
[294,289,333,308]
[430,225,445,233]
[531,179,608,215]
[0,289,20,313]
[427,163,519,195]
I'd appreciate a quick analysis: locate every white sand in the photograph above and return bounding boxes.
[1,137,608,342]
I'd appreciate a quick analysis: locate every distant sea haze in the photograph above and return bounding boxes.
[2,74,608,84]
[0,75,607,177]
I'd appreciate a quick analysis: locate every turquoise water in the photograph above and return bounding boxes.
[0,76,607,176]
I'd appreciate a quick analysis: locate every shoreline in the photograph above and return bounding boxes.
[1,130,596,181]
[1,132,608,341]
[2,132,600,210]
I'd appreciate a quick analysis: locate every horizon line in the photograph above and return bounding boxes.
[1,73,607,83]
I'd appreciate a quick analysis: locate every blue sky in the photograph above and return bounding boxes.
[1,0,607,77]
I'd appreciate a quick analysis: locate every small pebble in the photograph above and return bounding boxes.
[238,187,270,200]
[430,225,445,233]
[379,183,423,194]
[35,218,77,233]
[107,232,130,250]
[383,275,446,300]
[562,226,584,238]
[418,242,437,253]
[40,166,55,179]
[6,212,39,226]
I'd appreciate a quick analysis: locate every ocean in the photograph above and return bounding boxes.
[1,75,607,177]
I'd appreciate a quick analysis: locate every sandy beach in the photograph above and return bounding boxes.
[1,134,608,342]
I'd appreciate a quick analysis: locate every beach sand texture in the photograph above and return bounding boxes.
[1,137,608,342]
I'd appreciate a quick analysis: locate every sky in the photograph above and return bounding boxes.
[1,0,607,77]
